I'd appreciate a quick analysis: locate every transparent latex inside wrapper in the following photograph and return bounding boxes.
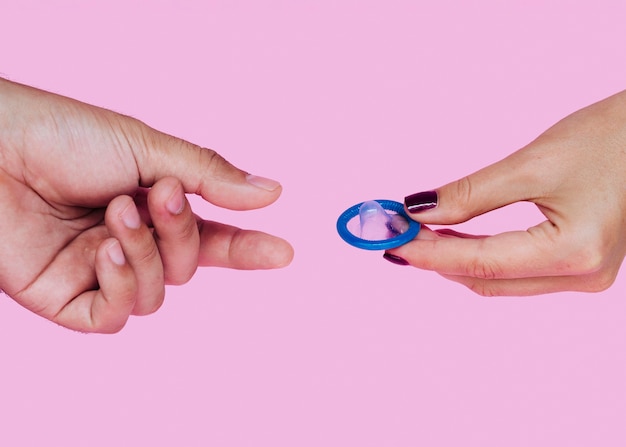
[345,200,410,241]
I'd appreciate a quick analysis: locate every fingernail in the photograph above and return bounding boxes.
[246,174,281,192]
[106,240,126,266]
[383,253,410,266]
[166,185,185,215]
[405,190,438,214]
[121,201,142,229]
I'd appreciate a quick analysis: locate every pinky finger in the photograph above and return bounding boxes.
[54,238,138,333]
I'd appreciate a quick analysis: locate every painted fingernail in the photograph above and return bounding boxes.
[383,253,410,266]
[106,240,126,266]
[166,186,185,215]
[121,201,142,229]
[246,174,281,192]
[405,190,438,214]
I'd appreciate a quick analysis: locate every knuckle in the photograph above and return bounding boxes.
[145,294,166,315]
[200,147,224,172]
[195,147,226,194]
[566,244,607,275]
[89,309,131,334]
[467,280,499,297]
[133,290,165,316]
[156,211,198,244]
[200,146,220,166]
[176,215,199,243]
[165,267,197,286]
[157,226,199,286]
[126,117,156,175]
[119,287,139,309]
[228,228,247,266]
[466,244,503,279]
[448,176,474,222]
[133,237,161,267]
[99,320,128,335]
[468,261,501,280]
[581,269,618,293]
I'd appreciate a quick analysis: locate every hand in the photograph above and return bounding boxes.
[385,90,626,296]
[0,78,293,332]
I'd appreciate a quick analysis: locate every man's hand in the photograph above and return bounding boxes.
[0,78,293,332]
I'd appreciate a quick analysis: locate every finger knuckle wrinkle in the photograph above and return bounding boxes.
[451,176,474,219]
[200,147,222,172]
[178,218,199,243]
[468,281,498,297]
[133,241,161,268]
[468,260,501,280]
[118,289,138,308]
[195,148,223,194]
[228,228,248,266]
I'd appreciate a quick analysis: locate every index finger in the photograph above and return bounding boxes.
[387,222,595,279]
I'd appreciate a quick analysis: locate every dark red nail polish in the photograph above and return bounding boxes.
[405,190,438,214]
[383,253,409,266]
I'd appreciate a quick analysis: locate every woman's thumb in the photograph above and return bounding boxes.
[404,152,537,225]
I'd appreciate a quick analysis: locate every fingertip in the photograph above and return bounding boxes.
[105,194,138,229]
[147,176,186,216]
[382,252,410,266]
[404,185,466,224]
[404,190,439,215]
[242,232,294,269]
[59,238,138,333]
[269,236,295,268]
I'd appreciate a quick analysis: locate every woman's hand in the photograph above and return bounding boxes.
[0,79,293,332]
[386,90,626,296]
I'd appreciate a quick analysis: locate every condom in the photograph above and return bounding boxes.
[336,200,420,250]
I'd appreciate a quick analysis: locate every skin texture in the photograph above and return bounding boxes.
[0,78,294,333]
[387,90,626,296]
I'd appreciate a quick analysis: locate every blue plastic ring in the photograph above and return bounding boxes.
[336,200,420,250]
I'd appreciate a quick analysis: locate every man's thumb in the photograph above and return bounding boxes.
[129,122,283,211]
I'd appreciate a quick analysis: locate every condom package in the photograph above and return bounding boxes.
[336,200,420,250]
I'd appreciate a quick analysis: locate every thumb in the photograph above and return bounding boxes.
[404,149,538,225]
[129,122,282,211]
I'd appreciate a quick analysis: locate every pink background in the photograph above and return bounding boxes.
[1,1,626,446]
